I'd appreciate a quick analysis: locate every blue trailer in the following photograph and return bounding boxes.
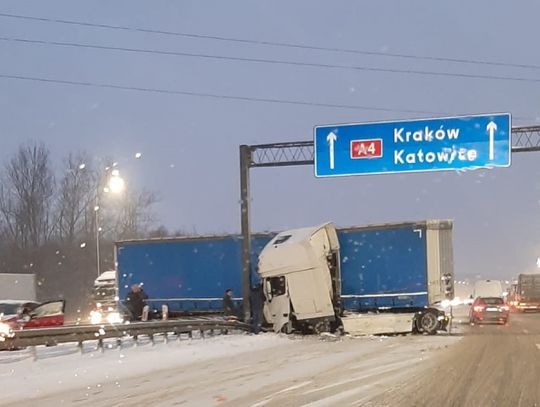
[339,220,454,312]
[115,233,272,316]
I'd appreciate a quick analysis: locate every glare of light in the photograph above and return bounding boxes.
[80,242,87,248]
[79,163,86,170]
[112,162,118,167]
[536,258,540,268]
[103,187,110,193]
[90,310,102,325]
[135,152,142,159]
[94,205,100,212]
[0,322,13,339]
[450,297,461,306]
[106,312,123,324]
[108,176,125,194]
[441,299,451,308]
[111,169,120,177]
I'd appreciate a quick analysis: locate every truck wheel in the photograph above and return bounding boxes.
[419,310,439,335]
[281,320,294,334]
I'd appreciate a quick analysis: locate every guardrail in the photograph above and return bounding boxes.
[0,318,252,352]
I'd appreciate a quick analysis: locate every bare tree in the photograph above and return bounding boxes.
[0,143,55,249]
[55,152,96,243]
[111,188,159,240]
[147,225,170,238]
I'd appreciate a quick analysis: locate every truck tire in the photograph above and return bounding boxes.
[418,310,439,335]
[281,320,294,334]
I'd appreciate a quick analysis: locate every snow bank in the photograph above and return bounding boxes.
[0,333,289,405]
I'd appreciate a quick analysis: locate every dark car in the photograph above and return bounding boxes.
[469,297,509,325]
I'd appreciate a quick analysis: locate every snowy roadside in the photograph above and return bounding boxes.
[0,333,290,406]
[0,328,464,407]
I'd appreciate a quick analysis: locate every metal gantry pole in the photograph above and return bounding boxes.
[239,145,252,322]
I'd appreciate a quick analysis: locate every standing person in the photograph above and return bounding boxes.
[125,284,148,321]
[223,289,236,318]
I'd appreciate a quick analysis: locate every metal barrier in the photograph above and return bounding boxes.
[0,318,252,351]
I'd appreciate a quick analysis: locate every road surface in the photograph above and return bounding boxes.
[7,332,458,407]
[368,311,540,407]
[7,311,540,406]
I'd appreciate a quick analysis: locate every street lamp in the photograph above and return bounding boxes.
[95,170,125,277]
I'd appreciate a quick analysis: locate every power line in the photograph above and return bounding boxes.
[0,72,535,123]
[0,73,444,115]
[2,36,540,84]
[1,12,539,72]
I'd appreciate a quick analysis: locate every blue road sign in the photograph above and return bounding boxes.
[314,113,511,177]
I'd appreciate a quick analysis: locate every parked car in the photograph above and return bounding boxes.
[469,297,509,325]
[0,300,65,338]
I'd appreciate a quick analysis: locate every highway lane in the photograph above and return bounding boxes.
[17,308,540,406]
[368,311,540,407]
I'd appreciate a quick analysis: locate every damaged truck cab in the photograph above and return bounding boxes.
[258,223,341,334]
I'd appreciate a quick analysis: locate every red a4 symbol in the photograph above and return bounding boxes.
[350,139,383,159]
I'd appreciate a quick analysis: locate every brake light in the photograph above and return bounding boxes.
[473,306,485,312]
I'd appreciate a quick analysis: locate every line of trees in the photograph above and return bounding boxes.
[0,142,163,319]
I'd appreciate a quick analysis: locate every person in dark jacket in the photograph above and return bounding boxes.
[223,289,236,317]
[125,284,148,321]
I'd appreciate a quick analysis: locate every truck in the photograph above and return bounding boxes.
[0,273,37,302]
[515,273,540,312]
[89,270,123,324]
[106,219,453,335]
[259,221,453,335]
[472,280,503,299]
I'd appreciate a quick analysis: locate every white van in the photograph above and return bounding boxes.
[473,280,503,299]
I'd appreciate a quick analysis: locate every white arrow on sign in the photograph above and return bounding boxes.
[327,132,337,169]
[486,121,497,161]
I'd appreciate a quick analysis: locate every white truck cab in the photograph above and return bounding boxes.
[258,223,341,333]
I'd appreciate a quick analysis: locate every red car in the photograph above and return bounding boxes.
[469,297,509,325]
[0,300,65,333]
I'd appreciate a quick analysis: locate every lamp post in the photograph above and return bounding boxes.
[95,169,125,277]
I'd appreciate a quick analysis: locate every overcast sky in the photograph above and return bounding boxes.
[1,1,539,279]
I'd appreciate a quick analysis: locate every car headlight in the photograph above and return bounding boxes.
[0,322,13,340]
[90,310,103,325]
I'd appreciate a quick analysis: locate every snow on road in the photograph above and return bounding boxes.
[0,328,463,407]
[0,333,288,406]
